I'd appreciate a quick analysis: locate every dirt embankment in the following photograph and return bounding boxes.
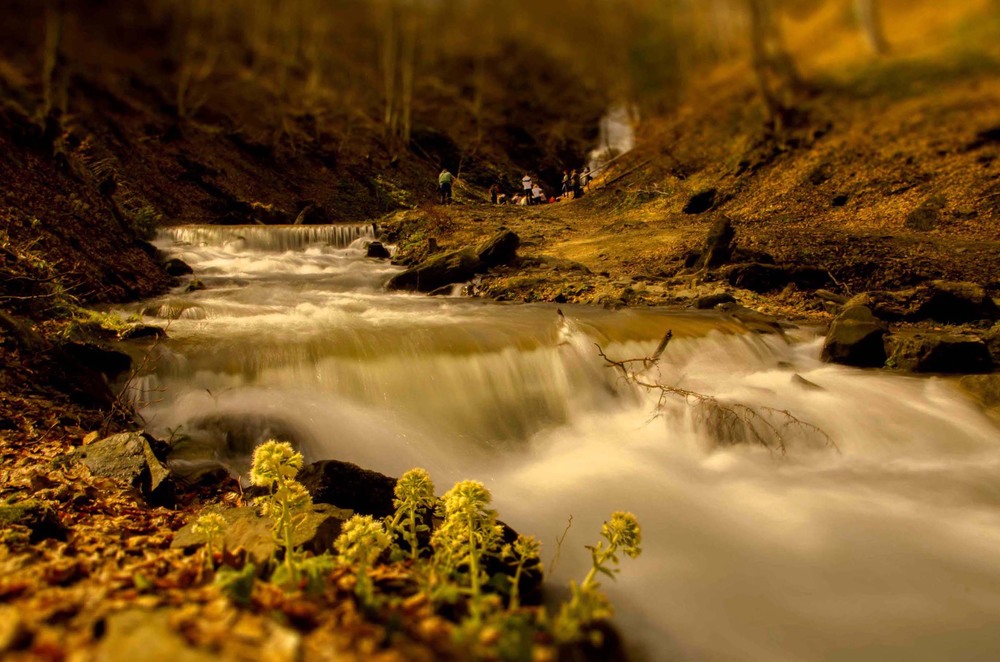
[384,8,1000,324]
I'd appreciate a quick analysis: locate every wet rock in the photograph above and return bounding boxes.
[185,278,206,293]
[163,258,193,277]
[885,332,993,373]
[94,609,216,662]
[476,228,520,267]
[61,342,131,381]
[693,292,736,309]
[682,188,717,214]
[0,499,66,543]
[298,459,397,518]
[386,248,483,293]
[821,305,888,367]
[366,240,391,259]
[73,432,173,504]
[958,374,1000,421]
[171,504,351,563]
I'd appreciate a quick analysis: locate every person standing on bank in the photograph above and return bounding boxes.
[438,168,453,204]
[522,173,533,205]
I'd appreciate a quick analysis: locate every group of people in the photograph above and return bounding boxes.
[437,166,593,206]
[501,168,592,206]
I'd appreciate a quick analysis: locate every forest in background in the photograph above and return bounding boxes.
[3,0,966,204]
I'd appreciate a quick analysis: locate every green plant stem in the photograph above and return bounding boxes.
[510,562,523,610]
[407,508,418,560]
[467,512,481,623]
[280,480,296,583]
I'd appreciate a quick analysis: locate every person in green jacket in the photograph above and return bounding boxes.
[438,169,453,204]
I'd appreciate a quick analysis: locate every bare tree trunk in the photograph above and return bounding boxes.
[40,0,67,125]
[380,1,399,141]
[855,0,889,55]
[400,8,418,146]
[746,0,801,135]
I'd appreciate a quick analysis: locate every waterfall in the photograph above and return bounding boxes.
[159,223,375,251]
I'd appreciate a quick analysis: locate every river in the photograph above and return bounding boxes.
[117,224,1000,662]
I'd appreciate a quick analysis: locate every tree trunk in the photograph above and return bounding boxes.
[855,0,889,55]
[40,0,66,125]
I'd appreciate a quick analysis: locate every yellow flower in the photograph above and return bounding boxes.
[602,511,642,559]
[249,439,303,488]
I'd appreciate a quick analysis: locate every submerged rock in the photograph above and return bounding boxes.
[821,305,888,368]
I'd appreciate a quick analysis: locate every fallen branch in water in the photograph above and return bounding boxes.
[595,330,836,455]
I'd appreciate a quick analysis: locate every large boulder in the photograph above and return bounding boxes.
[885,332,994,373]
[72,432,173,503]
[847,282,998,324]
[914,280,999,323]
[476,228,520,267]
[170,504,350,563]
[821,305,888,367]
[386,248,483,292]
[297,459,397,518]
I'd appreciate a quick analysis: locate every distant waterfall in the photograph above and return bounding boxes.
[159,223,375,251]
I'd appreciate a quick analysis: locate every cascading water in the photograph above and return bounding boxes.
[118,225,1000,662]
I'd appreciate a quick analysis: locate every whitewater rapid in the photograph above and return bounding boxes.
[117,225,1000,662]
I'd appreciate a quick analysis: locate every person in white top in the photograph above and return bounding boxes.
[531,183,544,204]
[522,174,533,205]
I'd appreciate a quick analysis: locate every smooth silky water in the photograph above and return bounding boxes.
[116,225,1000,661]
